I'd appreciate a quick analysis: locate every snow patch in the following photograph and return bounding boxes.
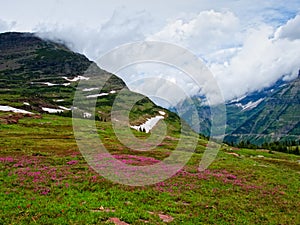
[229,95,247,104]
[236,98,265,111]
[159,111,166,116]
[23,102,30,106]
[58,106,71,111]
[86,93,109,98]
[110,90,116,94]
[131,115,164,133]
[0,105,33,114]
[62,76,89,82]
[83,112,92,118]
[42,82,57,86]
[42,82,70,86]
[82,87,100,92]
[53,99,65,102]
[279,84,288,88]
[42,107,64,113]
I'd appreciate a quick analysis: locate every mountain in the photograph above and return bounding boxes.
[174,73,300,146]
[0,32,124,114]
[224,74,300,145]
[0,32,181,131]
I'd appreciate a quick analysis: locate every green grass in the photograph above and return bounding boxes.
[0,114,300,224]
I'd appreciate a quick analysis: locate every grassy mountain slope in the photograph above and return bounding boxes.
[0,32,124,113]
[0,113,299,224]
[0,32,179,126]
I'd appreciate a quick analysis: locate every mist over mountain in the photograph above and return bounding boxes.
[180,73,300,145]
[224,73,300,145]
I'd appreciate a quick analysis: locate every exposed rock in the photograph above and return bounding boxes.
[108,217,129,225]
[0,113,42,124]
[158,214,174,223]
[226,152,240,157]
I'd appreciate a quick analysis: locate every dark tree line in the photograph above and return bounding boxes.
[261,141,300,155]
[228,140,300,155]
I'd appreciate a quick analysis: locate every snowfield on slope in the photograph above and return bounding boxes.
[42,107,64,113]
[236,98,265,111]
[130,112,166,133]
[0,105,34,114]
[86,93,109,98]
[62,76,89,82]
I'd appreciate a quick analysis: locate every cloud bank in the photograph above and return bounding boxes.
[148,10,242,56]
[0,19,15,33]
[27,11,300,103]
[144,11,300,101]
[211,16,300,100]
[35,8,155,60]
[0,1,299,104]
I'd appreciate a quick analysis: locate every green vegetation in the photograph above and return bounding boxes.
[225,140,300,156]
[0,114,300,224]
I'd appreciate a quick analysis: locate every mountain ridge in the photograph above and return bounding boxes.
[225,74,300,145]
[0,32,182,133]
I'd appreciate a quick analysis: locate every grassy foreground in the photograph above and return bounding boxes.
[0,113,300,224]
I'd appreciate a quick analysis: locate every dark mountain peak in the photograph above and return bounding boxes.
[0,32,44,50]
[0,31,94,80]
[0,31,36,39]
[0,31,126,103]
[0,32,77,58]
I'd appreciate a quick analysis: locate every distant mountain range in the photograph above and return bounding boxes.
[224,74,300,145]
[177,72,300,145]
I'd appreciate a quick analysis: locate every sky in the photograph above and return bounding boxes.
[1,0,300,105]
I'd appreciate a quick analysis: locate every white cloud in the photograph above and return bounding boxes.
[145,11,300,102]
[116,63,200,107]
[35,10,300,104]
[35,7,155,60]
[149,10,241,55]
[0,19,16,32]
[210,21,300,100]
[275,15,300,40]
